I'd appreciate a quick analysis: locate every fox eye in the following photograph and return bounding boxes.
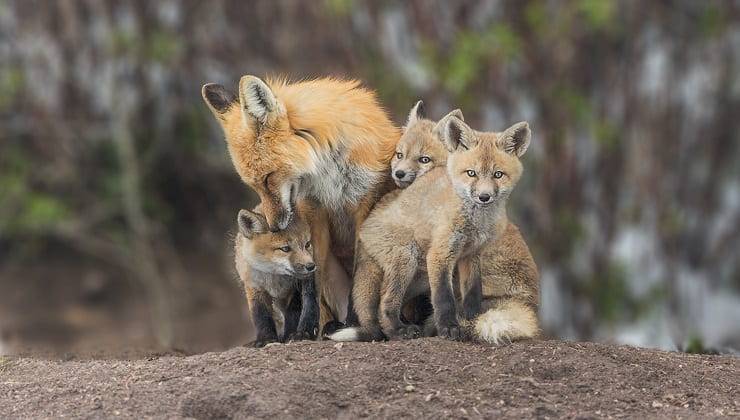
[396,152,403,159]
[305,241,312,249]
[494,171,504,179]
[263,172,274,190]
[466,170,477,177]
[418,156,431,164]
[278,245,291,253]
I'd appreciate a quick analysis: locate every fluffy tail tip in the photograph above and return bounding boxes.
[328,327,360,342]
[474,301,539,345]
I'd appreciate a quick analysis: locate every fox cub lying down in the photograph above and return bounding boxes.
[333,103,536,343]
[234,203,319,347]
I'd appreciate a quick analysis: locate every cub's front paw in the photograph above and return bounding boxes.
[396,324,421,340]
[438,325,461,341]
[322,320,346,337]
[287,329,316,342]
[252,336,279,348]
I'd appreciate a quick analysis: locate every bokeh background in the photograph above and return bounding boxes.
[1,0,739,357]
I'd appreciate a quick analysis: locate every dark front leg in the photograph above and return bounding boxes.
[283,288,302,340]
[293,275,318,340]
[247,288,278,347]
[460,256,482,320]
[345,290,359,326]
[431,263,460,340]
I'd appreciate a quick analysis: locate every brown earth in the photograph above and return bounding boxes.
[1,339,738,419]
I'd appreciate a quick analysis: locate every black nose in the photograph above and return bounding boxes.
[305,263,316,272]
[478,193,491,203]
[394,170,406,179]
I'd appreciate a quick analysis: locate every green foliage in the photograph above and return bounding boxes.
[0,148,70,235]
[15,194,69,232]
[580,261,667,325]
[146,31,184,63]
[577,0,616,31]
[107,29,138,57]
[0,66,24,110]
[595,262,630,323]
[323,0,354,17]
[698,5,727,38]
[421,24,522,99]
[362,50,415,117]
[593,119,620,151]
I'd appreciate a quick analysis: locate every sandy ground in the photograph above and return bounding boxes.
[1,339,738,419]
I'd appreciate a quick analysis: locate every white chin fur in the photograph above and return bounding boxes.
[328,327,359,342]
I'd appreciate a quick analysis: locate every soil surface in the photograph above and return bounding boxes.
[1,339,738,419]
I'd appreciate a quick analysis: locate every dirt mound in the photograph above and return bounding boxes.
[1,339,737,418]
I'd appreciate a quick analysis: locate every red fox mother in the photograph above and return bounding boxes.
[202,76,399,332]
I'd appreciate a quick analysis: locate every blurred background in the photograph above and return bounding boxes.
[1,0,738,357]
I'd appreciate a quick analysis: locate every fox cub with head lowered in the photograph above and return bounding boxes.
[235,203,320,347]
[336,113,532,341]
[335,103,537,343]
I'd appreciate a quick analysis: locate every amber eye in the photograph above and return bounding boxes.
[418,156,431,164]
[466,170,477,177]
[278,245,291,252]
[396,152,403,159]
[305,241,311,249]
[494,171,504,179]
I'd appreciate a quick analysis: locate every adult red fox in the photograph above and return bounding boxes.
[202,76,398,332]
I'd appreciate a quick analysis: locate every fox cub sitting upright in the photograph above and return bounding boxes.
[235,203,320,347]
[392,102,539,344]
[337,115,532,341]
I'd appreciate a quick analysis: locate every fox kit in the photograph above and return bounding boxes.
[335,116,532,341]
[203,76,399,333]
[391,102,539,343]
[234,203,319,347]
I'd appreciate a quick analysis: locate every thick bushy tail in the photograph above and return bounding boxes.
[328,326,383,342]
[463,299,539,344]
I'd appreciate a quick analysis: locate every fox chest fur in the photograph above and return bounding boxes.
[247,269,298,301]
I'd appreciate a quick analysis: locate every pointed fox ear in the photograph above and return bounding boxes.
[238,75,283,125]
[497,121,531,157]
[440,115,476,152]
[406,100,426,127]
[432,108,464,138]
[202,83,237,119]
[237,209,268,239]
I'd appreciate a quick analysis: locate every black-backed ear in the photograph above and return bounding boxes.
[497,121,531,157]
[432,108,464,138]
[440,116,476,152]
[237,209,268,239]
[238,75,282,125]
[202,83,237,119]
[406,100,426,127]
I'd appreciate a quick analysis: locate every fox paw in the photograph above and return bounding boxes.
[251,336,279,348]
[287,329,316,342]
[438,325,461,341]
[397,325,421,340]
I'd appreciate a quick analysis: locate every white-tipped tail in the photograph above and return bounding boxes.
[474,300,539,345]
[328,327,360,342]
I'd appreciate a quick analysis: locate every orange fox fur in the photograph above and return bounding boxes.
[203,76,399,333]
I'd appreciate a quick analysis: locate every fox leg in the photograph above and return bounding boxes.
[379,245,421,339]
[427,241,463,340]
[246,287,278,347]
[348,242,385,340]
[282,289,301,340]
[458,255,482,320]
[294,274,319,340]
[308,208,343,337]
